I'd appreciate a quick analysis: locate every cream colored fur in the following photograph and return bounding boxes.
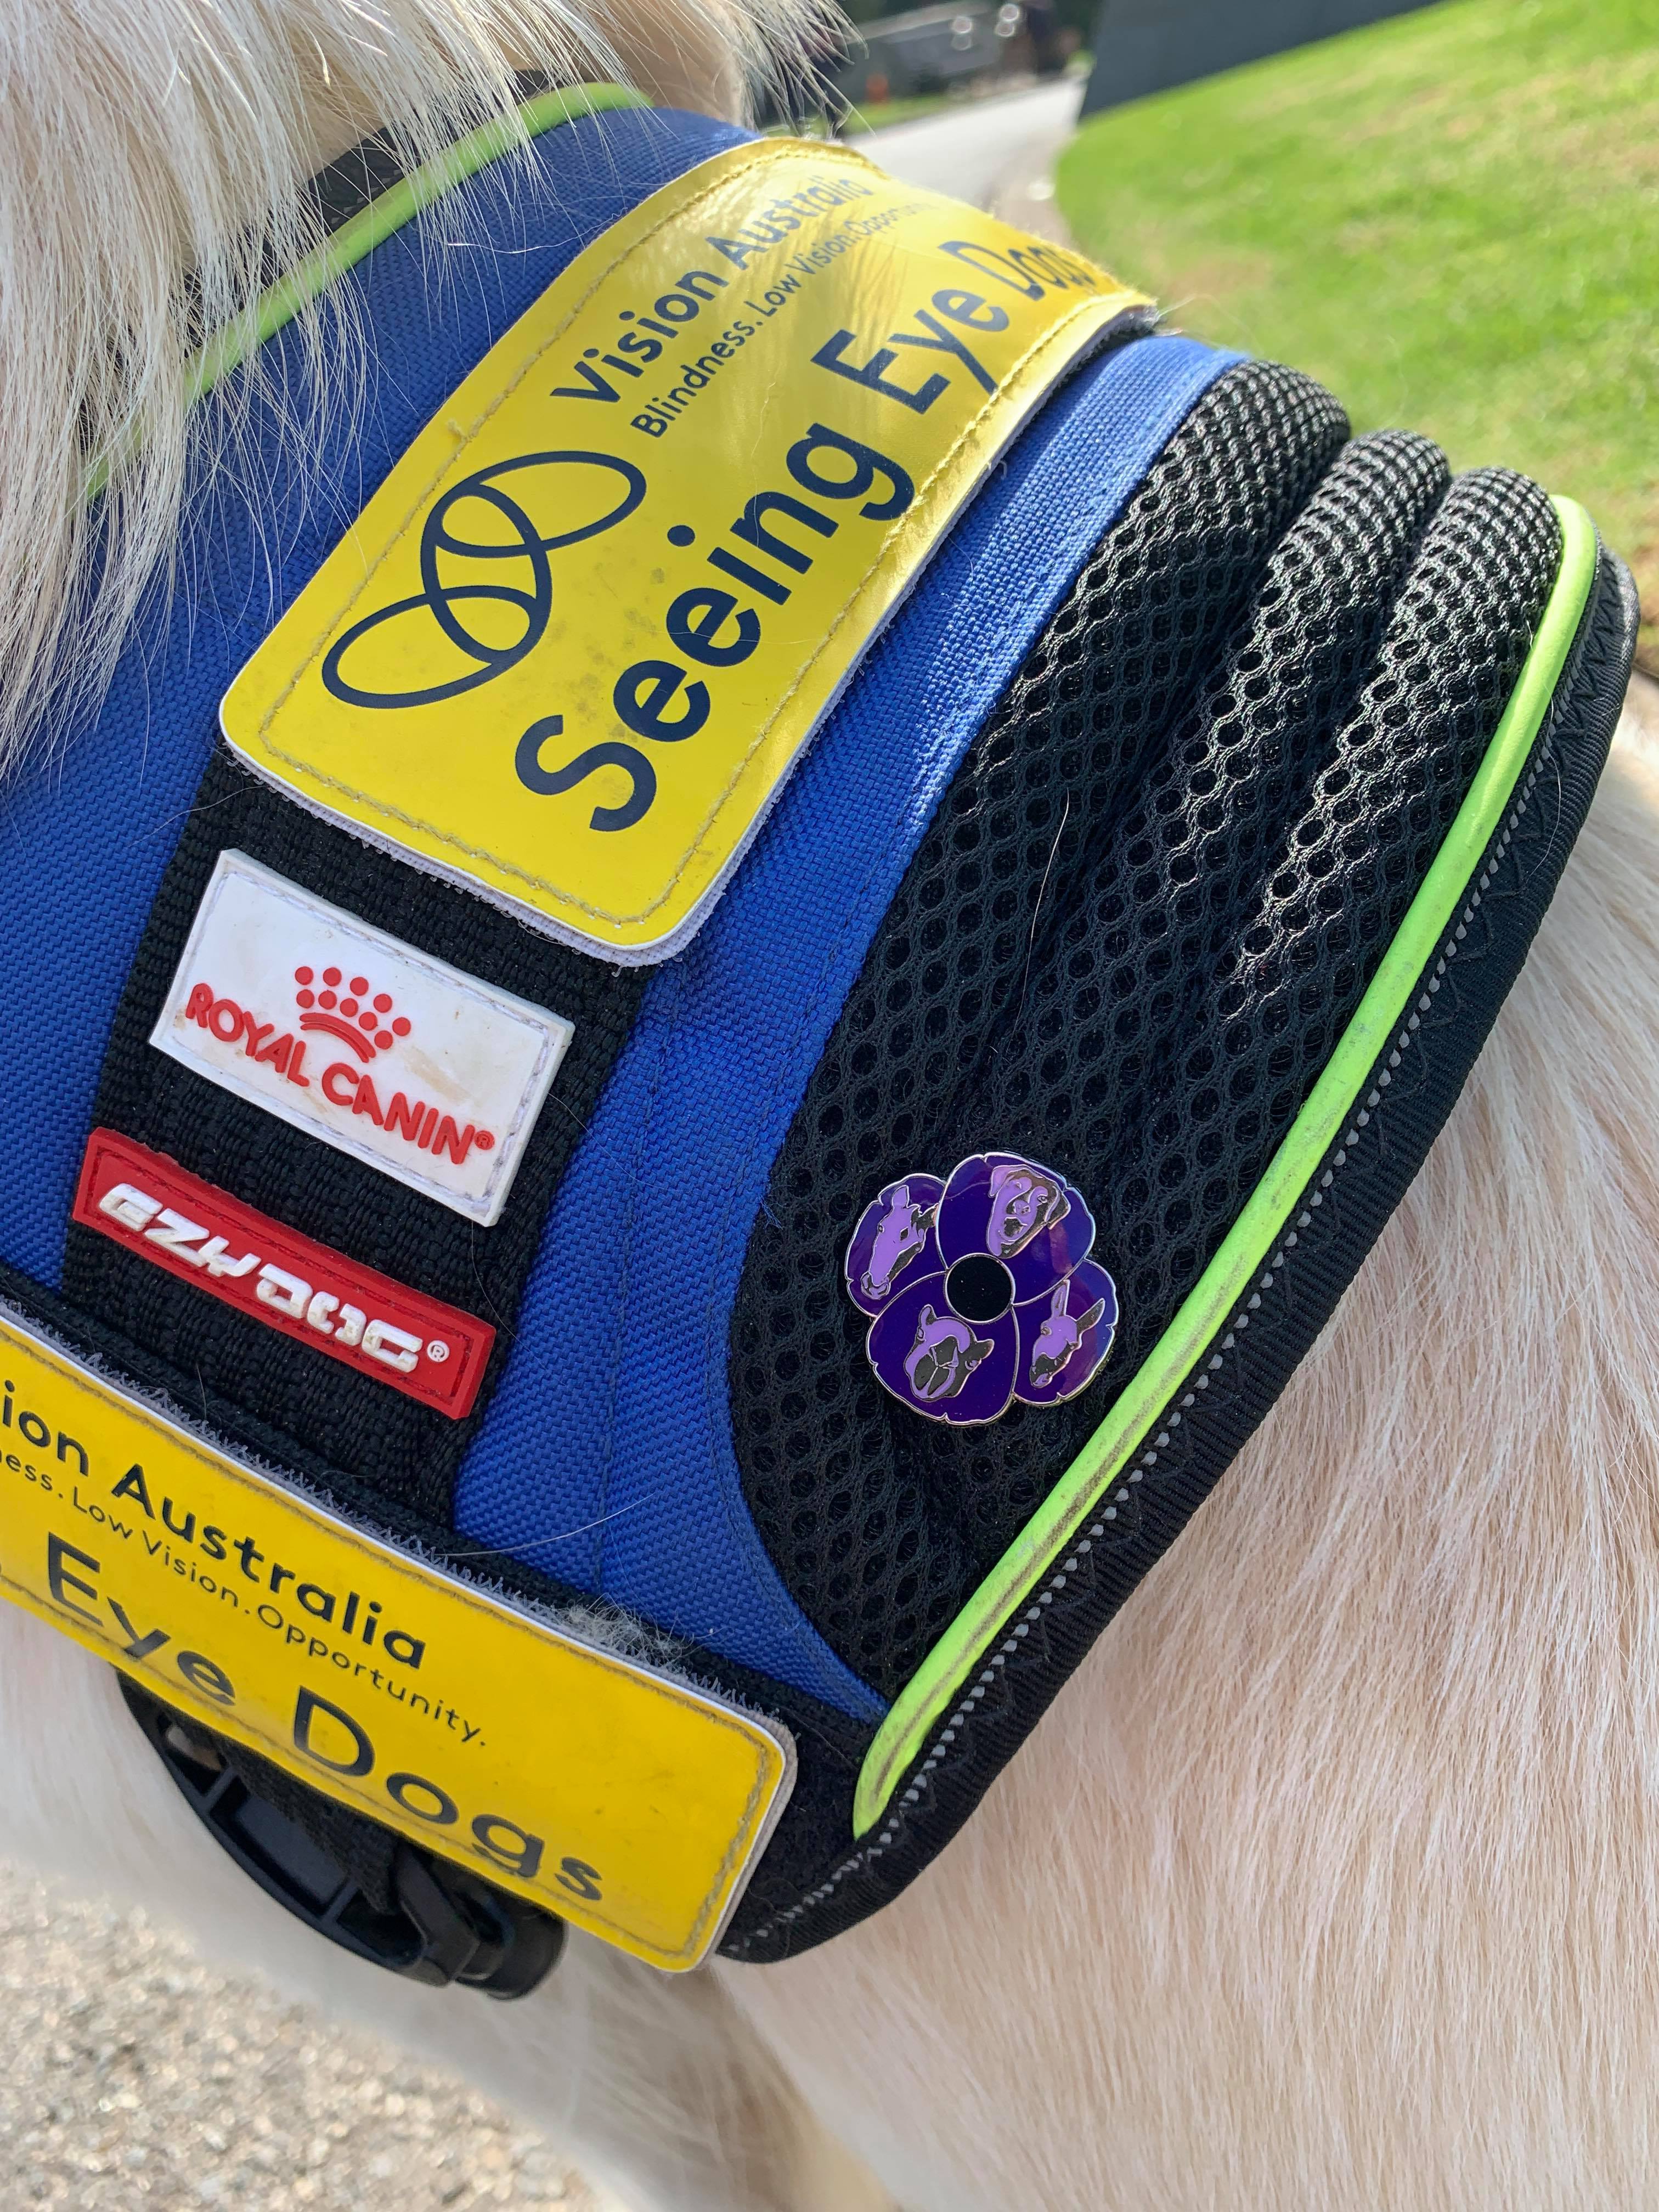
[0,0,816,764]
[1,4,1654,2207]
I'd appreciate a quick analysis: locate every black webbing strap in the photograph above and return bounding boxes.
[60,742,648,1989]
[63,746,645,1526]
[43,331,1635,1978]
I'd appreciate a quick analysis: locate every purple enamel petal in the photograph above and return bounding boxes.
[1003,1178,1096,1304]
[845,1173,945,1316]
[1014,1258,1119,1406]
[935,1153,996,1269]
[939,1151,1092,1297]
[867,1273,1017,1426]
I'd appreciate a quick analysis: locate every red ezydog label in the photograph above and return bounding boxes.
[72,1131,494,1419]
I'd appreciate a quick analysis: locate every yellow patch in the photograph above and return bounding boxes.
[221,139,1148,959]
[0,1311,791,1970]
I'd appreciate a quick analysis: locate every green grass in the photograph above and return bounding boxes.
[1057,0,1659,668]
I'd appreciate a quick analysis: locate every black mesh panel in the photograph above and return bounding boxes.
[730,357,1562,1700]
[730,358,1347,1688]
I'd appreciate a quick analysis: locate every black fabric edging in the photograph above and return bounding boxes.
[1,1251,872,1920]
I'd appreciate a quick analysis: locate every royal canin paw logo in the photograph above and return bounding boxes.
[153,855,574,1229]
[293,966,414,1060]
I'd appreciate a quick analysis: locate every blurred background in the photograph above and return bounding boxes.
[820,0,1654,670]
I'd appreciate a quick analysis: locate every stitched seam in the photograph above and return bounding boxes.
[849,495,1593,1830]
[240,141,1141,926]
[250,139,822,744]
[682,1752,780,1962]
[157,855,560,1213]
[592,970,686,1593]
[698,752,978,1679]
[687,341,1234,1702]
[250,289,1133,926]
[4,1302,774,1962]
[684,345,1225,1701]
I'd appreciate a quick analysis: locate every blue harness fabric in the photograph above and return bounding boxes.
[2,100,1638,1970]
[0,105,748,1294]
[452,328,1237,1719]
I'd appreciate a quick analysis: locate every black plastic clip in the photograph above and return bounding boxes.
[122,1679,563,1999]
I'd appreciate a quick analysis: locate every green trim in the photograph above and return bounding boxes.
[854,496,1599,1837]
[189,84,647,404]
[87,83,647,495]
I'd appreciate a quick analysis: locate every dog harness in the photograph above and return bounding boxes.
[0,90,1636,1991]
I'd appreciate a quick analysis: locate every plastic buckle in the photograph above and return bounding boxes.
[122,1678,563,1998]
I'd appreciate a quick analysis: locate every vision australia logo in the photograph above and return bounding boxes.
[320,451,654,830]
[317,422,917,841]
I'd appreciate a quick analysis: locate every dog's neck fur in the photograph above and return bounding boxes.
[0,0,811,777]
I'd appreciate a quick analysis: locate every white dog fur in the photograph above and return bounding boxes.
[1,6,1654,2207]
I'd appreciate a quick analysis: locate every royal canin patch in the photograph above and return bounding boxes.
[74,1131,496,1418]
[150,853,573,1224]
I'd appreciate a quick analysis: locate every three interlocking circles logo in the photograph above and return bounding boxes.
[321,452,645,709]
[317,409,918,839]
[320,450,667,834]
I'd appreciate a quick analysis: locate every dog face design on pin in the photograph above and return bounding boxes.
[985,1162,1069,1259]
[903,1305,995,1403]
[849,1152,1118,1424]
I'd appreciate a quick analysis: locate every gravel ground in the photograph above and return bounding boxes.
[0,1861,615,2211]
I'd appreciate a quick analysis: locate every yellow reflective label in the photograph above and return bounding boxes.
[0,1310,792,1970]
[221,139,1149,960]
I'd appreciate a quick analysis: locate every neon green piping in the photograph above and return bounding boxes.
[86,82,647,494]
[854,495,1600,1836]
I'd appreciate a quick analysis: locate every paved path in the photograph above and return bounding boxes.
[849,79,1083,213]
[0,1863,613,2211]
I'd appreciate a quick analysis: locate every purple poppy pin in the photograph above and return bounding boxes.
[845,1153,1118,1425]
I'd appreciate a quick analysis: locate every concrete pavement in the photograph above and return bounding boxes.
[848,78,1083,219]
